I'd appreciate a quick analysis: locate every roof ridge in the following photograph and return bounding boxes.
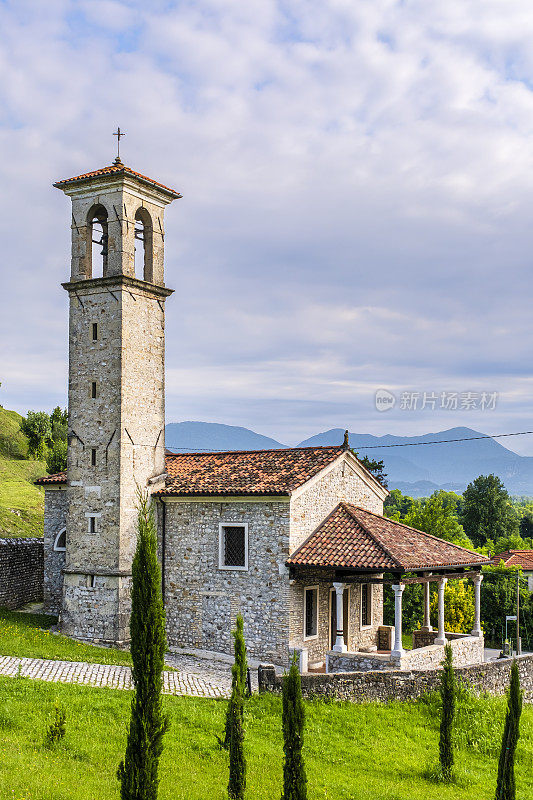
[165,444,343,457]
[341,502,402,569]
[349,504,487,561]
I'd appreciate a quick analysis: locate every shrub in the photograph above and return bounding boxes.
[281,654,307,800]
[117,493,169,800]
[439,643,455,781]
[495,660,523,800]
[45,701,66,746]
[228,663,246,800]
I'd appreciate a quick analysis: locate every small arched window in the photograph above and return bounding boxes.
[87,205,108,278]
[134,208,153,282]
[53,527,67,552]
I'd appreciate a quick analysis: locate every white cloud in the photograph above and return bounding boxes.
[1,0,533,451]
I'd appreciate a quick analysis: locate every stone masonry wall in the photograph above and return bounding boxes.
[289,454,384,552]
[327,635,484,673]
[162,499,291,663]
[289,571,383,665]
[43,488,67,614]
[259,653,533,703]
[0,538,43,609]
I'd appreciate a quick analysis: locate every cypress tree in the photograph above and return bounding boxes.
[495,660,523,800]
[281,654,307,800]
[223,614,248,748]
[228,663,246,799]
[118,493,169,800]
[439,642,455,782]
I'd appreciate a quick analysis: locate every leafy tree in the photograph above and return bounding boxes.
[281,654,307,800]
[118,493,169,800]
[439,643,455,782]
[462,475,519,547]
[403,491,473,549]
[430,580,474,633]
[46,439,67,473]
[518,511,533,540]
[481,565,533,649]
[495,660,523,800]
[355,452,388,489]
[227,662,246,800]
[224,614,248,749]
[50,406,68,443]
[384,488,416,521]
[20,410,52,459]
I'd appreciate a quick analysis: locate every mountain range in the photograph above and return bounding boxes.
[165,422,533,497]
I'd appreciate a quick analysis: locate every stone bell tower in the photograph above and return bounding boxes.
[54,155,181,644]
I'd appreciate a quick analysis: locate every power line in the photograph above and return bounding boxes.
[355,430,533,450]
[162,430,533,452]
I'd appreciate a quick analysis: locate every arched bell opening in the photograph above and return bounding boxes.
[86,205,109,278]
[134,207,154,282]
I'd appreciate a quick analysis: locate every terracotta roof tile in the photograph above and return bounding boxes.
[35,472,67,485]
[54,162,182,199]
[492,550,533,570]
[158,446,344,496]
[288,502,490,571]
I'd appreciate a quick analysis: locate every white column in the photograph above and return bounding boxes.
[391,584,405,659]
[434,577,448,645]
[332,582,347,652]
[422,574,432,632]
[470,572,483,637]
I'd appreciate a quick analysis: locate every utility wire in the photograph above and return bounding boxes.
[162,430,533,452]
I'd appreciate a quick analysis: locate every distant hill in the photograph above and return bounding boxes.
[0,407,46,538]
[165,421,286,453]
[298,427,533,495]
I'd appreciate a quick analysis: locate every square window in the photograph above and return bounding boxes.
[361,584,372,627]
[304,587,318,639]
[219,524,248,570]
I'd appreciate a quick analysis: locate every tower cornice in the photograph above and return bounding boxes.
[62,274,174,298]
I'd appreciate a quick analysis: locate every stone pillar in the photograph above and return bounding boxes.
[471,572,483,637]
[421,574,432,632]
[332,582,347,652]
[435,577,448,645]
[391,583,405,659]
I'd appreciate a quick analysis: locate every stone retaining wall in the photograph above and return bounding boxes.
[258,653,533,703]
[0,538,44,609]
[326,634,484,673]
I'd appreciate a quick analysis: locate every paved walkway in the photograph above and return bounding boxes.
[0,654,230,699]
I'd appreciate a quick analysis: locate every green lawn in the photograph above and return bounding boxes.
[0,454,46,538]
[0,676,531,800]
[0,609,132,667]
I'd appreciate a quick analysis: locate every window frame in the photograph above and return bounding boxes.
[218,523,248,571]
[303,585,319,640]
[360,583,373,629]
[53,527,67,552]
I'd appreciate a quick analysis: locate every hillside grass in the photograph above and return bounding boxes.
[0,406,46,538]
[0,609,133,667]
[0,677,531,800]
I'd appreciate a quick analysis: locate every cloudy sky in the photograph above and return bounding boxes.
[1,0,533,451]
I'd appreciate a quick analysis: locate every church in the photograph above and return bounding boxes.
[37,157,488,669]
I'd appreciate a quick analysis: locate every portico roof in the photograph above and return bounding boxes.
[287,502,490,572]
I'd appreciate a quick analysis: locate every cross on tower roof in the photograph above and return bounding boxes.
[113,127,125,164]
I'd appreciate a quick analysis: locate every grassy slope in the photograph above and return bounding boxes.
[0,679,531,800]
[0,609,132,667]
[0,406,46,538]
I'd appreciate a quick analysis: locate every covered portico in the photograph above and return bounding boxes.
[287,502,490,670]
